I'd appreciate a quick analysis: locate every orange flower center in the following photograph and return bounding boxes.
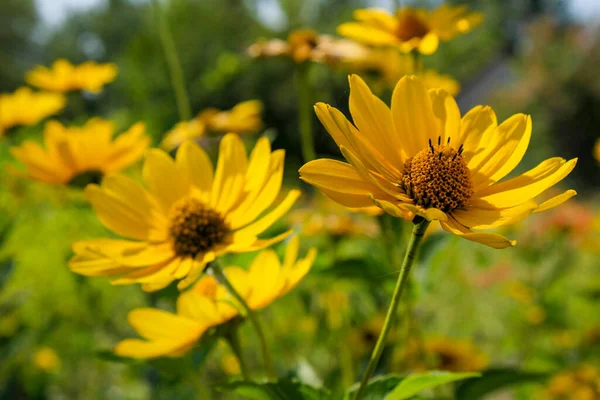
[169,198,229,257]
[401,139,473,212]
[395,12,430,41]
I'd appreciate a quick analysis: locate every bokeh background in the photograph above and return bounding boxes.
[1,0,599,399]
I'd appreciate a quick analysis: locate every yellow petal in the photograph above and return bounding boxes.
[417,32,439,55]
[370,196,412,220]
[428,88,461,144]
[247,249,282,309]
[402,204,448,221]
[233,190,300,238]
[440,219,516,249]
[459,105,498,164]
[176,141,213,203]
[314,103,354,152]
[534,189,577,213]
[452,200,537,230]
[229,229,294,253]
[127,308,204,340]
[211,134,248,213]
[143,149,190,213]
[244,137,271,192]
[337,22,399,46]
[281,248,316,295]
[283,235,300,267]
[114,338,197,359]
[353,8,397,31]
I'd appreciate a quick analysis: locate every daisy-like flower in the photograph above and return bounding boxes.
[0,87,65,134]
[422,337,489,372]
[248,29,370,66]
[70,134,300,291]
[114,236,315,358]
[11,118,148,185]
[160,100,263,151]
[26,59,118,93]
[299,75,577,249]
[338,6,483,55]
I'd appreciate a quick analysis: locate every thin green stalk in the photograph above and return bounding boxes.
[224,328,251,380]
[152,0,191,121]
[411,50,422,74]
[296,63,316,162]
[210,261,276,379]
[353,219,430,400]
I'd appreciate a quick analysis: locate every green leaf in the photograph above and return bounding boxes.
[217,378,331,400]
[385,371,481,400]
[344,375,404,400]
[455,368,550,400]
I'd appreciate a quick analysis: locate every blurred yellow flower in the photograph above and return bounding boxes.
[0,87,65,134]
[70,135,300,291]
[545,364,600,399]
[525,305,546,325]
[34,347,60,372]
[299,75,577,249]
[114,237,315,358]
[221,354,241,375]
[505,281,534,304]
[26,59,118,93]
[595,138,600,163]
[161,100,263,151]
[288,194,380,238]
[248,29,370,65]
[11,118,148,185]
[423,337,488,372]
[338,6,483,55]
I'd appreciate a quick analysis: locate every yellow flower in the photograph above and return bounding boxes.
[545,365,600,399]
[161,100,263,150]
[0,87,65,134]
[11,118,148,185]
[595,138,600,163]
[34,347,60,371]
[26,59,118,93]
[70,134,300,291]
[114,237,315,358]
[248,29,370,65]
[338,6,483,55]
[299,75,577,249]
[424,337,488,372]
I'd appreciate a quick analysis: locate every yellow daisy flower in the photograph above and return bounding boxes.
[26,59,118,93]
[299,75,577,249]
[0,87,65,134]
[70,134,300,291]
[160,100,263,151]
[338,6,483,55]
[423,337,489,372]
[114,236,315,358]
[11,118,148,185]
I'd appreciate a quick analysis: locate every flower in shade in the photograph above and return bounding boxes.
[113,236,315,358]
[11,118,148,186]
[299,75,577,249]
[423,337,488,372]
[248,29,370,65]
[338,6,483,55]
[0,87,65,134]
[160,100,263,151]
[34,347,61,372]
[544,364,600,399]
[70,134,300,291]
[26,59,118,93]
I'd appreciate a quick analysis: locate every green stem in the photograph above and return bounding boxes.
[152,0,192,121]
[411,50,422,74]
[296,63,316,162]
[353,219,430,400]
[224,329,251,380]
[211,261,276,379]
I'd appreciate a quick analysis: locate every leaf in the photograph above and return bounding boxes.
[455,368,550,400]
[385,371,480,400]
[217,377,331,400]
[344,375,404,400]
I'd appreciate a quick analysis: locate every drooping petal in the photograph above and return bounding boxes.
[452,200,538,230]
[534,189,577,213]
[440,219,516,249]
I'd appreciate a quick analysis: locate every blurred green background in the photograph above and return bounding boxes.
[0,0,599,399]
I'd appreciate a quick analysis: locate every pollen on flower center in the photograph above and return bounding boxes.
[395,13,430,41]
[400,139,474,212]
[169,197,230,257]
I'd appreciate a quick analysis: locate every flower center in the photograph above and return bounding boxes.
[395,12,430,41]
[400,139,473,212]
[68,170,103,188]
[169,197,230,257]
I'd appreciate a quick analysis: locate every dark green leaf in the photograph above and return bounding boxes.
[217,377,331,400]
[345,375,404,400]
[455,368,550,400]
[385,371,480,400]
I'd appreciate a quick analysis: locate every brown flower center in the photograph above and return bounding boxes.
[395,12,430,41]
[169,197,229,257]
[400,139,473,212]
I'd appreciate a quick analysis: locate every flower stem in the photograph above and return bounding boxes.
[296,63,316,162]
[152,0,192,121]
[224,328,251,380]
[353,219,430,400]
[210,261,276,379]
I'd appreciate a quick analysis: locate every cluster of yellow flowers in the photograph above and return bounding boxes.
[544,364,600,400]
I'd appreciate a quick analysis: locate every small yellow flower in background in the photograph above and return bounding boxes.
[161,100,263,151]
[288,194,380,238]
[423,337,489,372]
[221,354,241,376]
[338,5,483,55]
[0,87,65,134]
[525,305,546,325]
[114,237,315,358]
[594,138,600,163]
[505,281,535,304]
[299,75,577,249]
[34,347,60,372]
[11,118,148,185]
[248,29,370,66]
[26,59,118,93]
[70,134,300,291]
[545,364,600,399]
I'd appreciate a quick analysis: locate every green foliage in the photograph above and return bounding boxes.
[217,377,331,400]
[385,371,480,400]
[455,369,550,400]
